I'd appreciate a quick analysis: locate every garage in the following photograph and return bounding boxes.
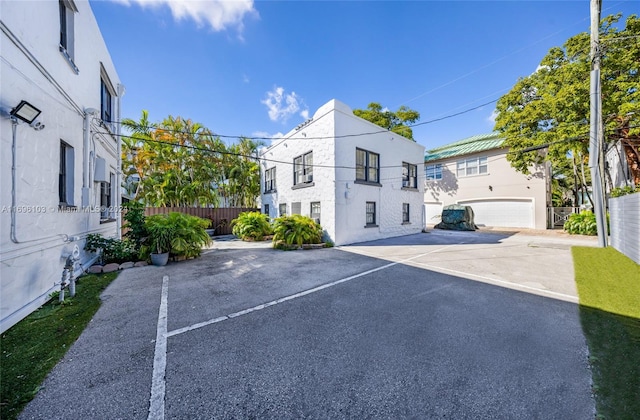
[458,198,534,229]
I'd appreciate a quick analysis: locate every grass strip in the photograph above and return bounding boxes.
[0,272,118,420]
[572,246,640,420]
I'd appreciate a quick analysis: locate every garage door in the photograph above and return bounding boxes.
[459,199,534,229]
[424,202,443,224]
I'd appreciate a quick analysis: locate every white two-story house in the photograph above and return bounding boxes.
[260,99,425,246]
[1,0,124,332]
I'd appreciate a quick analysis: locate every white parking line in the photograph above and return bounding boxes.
[149,245,456,418]
[148,275,169,420]
[166,245,455,338]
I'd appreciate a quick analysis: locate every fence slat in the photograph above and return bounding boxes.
[122,207,259,236]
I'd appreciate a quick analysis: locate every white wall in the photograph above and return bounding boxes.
[609,193,640,264]
[260,99,425,246]
[424,148,548,229]
[0,0,122,333]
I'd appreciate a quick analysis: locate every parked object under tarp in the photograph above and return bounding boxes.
[435,204,477,231]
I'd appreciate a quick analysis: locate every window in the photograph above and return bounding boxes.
[100,173,113,220]
[402,203,410,223]
[356,148,379,183]
[59,141,75,206]
[310,202,321,224]
[457,156,488,177]
[366,201,376,226]
[101,78,113,124]
[59,0,78,73]
[291,202,301,215]
[279,203,287,216]
[264,167,276,193]
[402,162,417,188]
[264,204,270,216]
[425,164,442,180]
[293,152,313,185]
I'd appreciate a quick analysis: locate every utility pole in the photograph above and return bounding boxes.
[589,0,608,247]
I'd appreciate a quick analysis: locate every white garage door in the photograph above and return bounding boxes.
[459,199,534,229]
[424,202,443,224]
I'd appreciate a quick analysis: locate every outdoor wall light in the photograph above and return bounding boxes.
[10,100,41,124]
[489,185,493,191]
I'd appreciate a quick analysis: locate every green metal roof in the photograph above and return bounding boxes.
[424,133,505,162]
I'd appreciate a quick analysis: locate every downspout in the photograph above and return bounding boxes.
[116,84,126,239]
[83,108,99,208]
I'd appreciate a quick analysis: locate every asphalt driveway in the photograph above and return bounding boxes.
[20,230,597,419]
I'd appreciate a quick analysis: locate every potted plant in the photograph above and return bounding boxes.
[145,214,175,266]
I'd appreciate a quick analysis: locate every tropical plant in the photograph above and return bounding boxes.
[144,214,176,255]
[564,210,598,235]
[231,211,272,241]
[143,212,211,258]
[165,212,211,258]
[272,215,323,249]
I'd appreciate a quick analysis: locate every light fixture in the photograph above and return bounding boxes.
[10,100,41,124]
[488,185,493,191]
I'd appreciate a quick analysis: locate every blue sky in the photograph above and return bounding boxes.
[90,0,638,151]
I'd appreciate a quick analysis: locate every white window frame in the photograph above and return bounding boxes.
[366,201,377,226]
[59,0,78,73]
[264,167,276,193]
[356,148,380,183]
[310,201,321,224]
[456,156,488,178]
[425,163,442,180]
[59,141,75,207]
[293,151,313,185]
[402,162,417,188]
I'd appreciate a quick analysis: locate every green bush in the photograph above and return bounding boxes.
[272,215,323,249]
[123,201,147,249]
[143,212,211,258]
[84,234,138,264]
[564,210,598,235]
[610,185,639,198]
[231,211,273,241]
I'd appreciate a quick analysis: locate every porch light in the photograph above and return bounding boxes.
[10,100,41,124]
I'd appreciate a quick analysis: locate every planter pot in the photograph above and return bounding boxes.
[150,252,169,266]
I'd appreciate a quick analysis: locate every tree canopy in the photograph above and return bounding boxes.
[122,111,261,208]
[353,102,420,141]
[494,14,640,188]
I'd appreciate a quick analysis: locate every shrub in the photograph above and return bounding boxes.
[610,185,639,198]
[123,201,147,249]
[564,210,598,235]
[165,212,211,258]
[84,234,138,264]
[143,212,211,258]
[272,215,322,249]
[231,211,273,241]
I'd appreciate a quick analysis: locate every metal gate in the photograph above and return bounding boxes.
[547,207,580,229]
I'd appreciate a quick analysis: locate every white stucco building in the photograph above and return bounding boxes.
[1,1,123,332]
[260,99,425,246]
[424,133,550,230]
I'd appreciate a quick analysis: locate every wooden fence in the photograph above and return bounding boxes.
[124,207,259,236]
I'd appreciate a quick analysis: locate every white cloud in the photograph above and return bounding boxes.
[112,0,257,33]
[261,86,309,123]
[242,74,250,83]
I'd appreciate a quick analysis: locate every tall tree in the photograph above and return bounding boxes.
[494,14,640,189]
[353,102,420,141]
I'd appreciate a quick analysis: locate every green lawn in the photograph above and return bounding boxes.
[0,273,118,420]
[573,246,640,420]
